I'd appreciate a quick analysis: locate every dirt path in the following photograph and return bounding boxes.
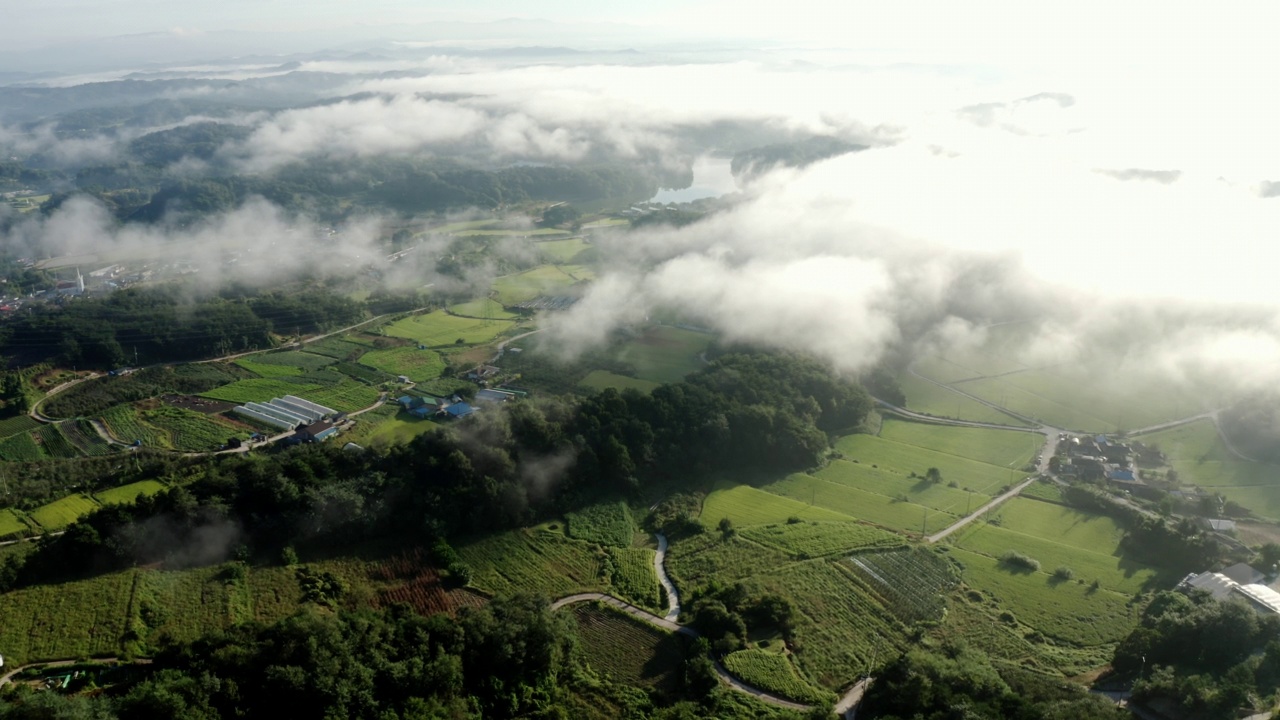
[654,532,680,622]
[0,658,152,687]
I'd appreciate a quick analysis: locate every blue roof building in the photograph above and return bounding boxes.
[445,402,475,419]
[409,406,434,419]
[397,395,415,408]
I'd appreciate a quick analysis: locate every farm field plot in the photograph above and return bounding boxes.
[61,420,113,456]
[951,521,1167,595]
[666,533,792,590]
[1001,368,1208,432]
[610,326,711,385]
[358,346,446,383]
[565,501,635,547]
[0,508,31,537]
[298,381,381,414]
[877,419,1042,468]
[950,547,1136,646]
[954,375,1112,431]
[815,460,995,515]
[739,521,901,559]
[459,529,605,598]
[98,404,170,448]
[246,566,304,623]
[455,227,570,237]
[847,547,958,624]
[571,603,682,691]
[989,498,1127,554]
[234,358,304,377]
[200,378,323,404]
[0,414,39,439]
[331,361,395,385]
[368,549,487,617]
[606,547,661,610]
[1137,421,1280,516]
[763,473,957,535]
[701,482,856,527]
[384,310,517,347]
[95,480,168,506]
[303,336,368,360]
[34,423,80,458]
[911,356,993,384]
[834,434,1026,495]
[723,649,834,704]
[430,218,500,234]
[537,237,591,263]
[491,265,583,305]
[755,560,904,689]
[243,351,336,371]
[134,566,254,645]
[898,373,1033,427]
[448,297,519,319]
[142,406,248,452]
[29,493,100,531]
[1019,480,1066,504]
[0,429,45,461]
[363,414,439,446]
[0,568,135,665]
[578,370,661,394]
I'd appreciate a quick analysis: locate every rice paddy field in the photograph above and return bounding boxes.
[490,265,584,305]
[94,480,168,506]
[1137,419,1280,519]
[760,473,957,535]
[447,297,519,320]
[609,326,711,385]
[577,370,661,394]
[699,482,857,527]
[357,346,446,383]
[382,310,518,347]
[875,419,1042,468]
[28,493,101,531]
[898,373,1033,426]
[537,237,592,263]
[0,508,32,537]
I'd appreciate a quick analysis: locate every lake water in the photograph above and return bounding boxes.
[649,156,738,203]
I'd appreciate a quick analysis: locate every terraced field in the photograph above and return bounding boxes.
[570,603,682,691]
[0,429,45,461]
[28,494,101,531]
[723,649,834,704]
[458,528,606,598]
[140,406,248,452]
[95,480,168,506]
[98,404,170,448]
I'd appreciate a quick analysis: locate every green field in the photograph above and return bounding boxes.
[666,533,793,590]
[0,508,31,537]
[834,432,1027,495]
[0,414,40,439]
[383,310,518,347]
[455,228,570,237]
[357,346,446,383]
[362,414,440,446]
[898,373,1032,427]
[986,498,1127,554]
[814,460,993,515]
[739,521,901,559]
[570,603,682,691]
[234,358,304,377]
[610,326,711,385]
[95,480,168,506]
[141,407,248,452]
[491,265,584,305]
[60,420,114,456]
[302,336,368,360]
[876,419,1042,468]
[700,483,857,527]
[98,404,171,448]
[29,493,101,531]
[459,528,606,598]
[761,473,957,535]
[577,370,661,394]
[34,423,80,458]
[847,547,957,624]
[565,502,635,547]
[0,568,136,665]
[950,547,1137,646]
[537,237,591,263]
[200,378,323,404]
[0,429,45,461]
[606,547,661,610]
[1136,419,1280,518]
[723,649,834,704]
[331,361,396,385]
[448,297,519,320]
[298,381,382,414]
[245,351,336,371]
[754,561,904,689]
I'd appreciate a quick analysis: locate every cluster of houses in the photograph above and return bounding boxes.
[232,395,343,444]
[1058,434,1137,483]
[395,386,526,421]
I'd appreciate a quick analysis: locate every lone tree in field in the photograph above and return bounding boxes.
[925,467,943,484]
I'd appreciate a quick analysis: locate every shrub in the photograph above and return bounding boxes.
[1053,566,1074,580]
[999,550,1041,572]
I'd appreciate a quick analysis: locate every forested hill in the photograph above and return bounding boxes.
[0,287,364,368]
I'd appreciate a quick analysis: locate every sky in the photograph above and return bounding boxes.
[4,1,1280,394]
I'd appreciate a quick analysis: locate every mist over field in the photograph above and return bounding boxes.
[2,1,1278,396]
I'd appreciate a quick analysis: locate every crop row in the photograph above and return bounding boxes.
[98,404,171,448]
[459,529,605,598]
[34,423,80,458]
[566,501,635,547]
[359,347,446,383]
[0,430,45,461]
[141,407,246,452]
[606,547,660,610]
[60,420,114,456]
[200,378,323,404]
[301,381,381,414]
[0,414,39,440]
[571,603,682,691]
[739,521,902,559]
[847,547,958,624]
[332,361,395,385]
[301,336,368,360]
[722,649,834,705]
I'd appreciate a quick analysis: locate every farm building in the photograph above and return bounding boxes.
[1179,565,1280,616]
[444,402,475,419]
[295,421,338,443]
[475,389,517,404]
[232,396,338,431]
